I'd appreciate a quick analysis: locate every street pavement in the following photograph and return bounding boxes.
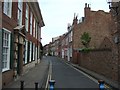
[3,56,49,89]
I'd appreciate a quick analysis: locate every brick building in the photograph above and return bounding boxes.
[72,3,119,87]
[1,1,45,87]
[72,3,112,63]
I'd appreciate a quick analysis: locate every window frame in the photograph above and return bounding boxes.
[2,28,11,72]
[33,18,36,37]
[29,41,32,62]
[3,0,12,18]
[24,39,28,64]
[17,0,23,25]
[30,12,33,35]
[25,3,29,32]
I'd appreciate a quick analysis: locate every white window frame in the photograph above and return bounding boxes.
[2,28,11,72]
[33,18,36,37]
[17,0,23,25]
[33,43,35,61]
[30,12,33,35]
[3,0,12,18]
[24,39,28,64]
[35,47,37,61]
[25,3,29,32]
[36,23,38,39]
[29,41,32,62]
[71,31,73,42]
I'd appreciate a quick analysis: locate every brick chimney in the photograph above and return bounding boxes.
[84,3,91,20]
[72,13,78,26]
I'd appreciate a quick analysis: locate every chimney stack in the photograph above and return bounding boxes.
[84,3,91,20]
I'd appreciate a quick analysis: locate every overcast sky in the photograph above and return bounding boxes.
[38,0,110,46]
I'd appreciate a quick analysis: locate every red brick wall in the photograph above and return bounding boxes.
[79,49,118,82]
[72,5,112,63]
[78,37,118,82]
[2,70,14,87]
[2,2,18,87]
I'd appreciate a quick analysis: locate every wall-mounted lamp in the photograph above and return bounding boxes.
[107,0,120,15]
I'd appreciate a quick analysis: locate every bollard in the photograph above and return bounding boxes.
[35,82,39,90]
[20,80,24,90]
[49,80,55,90]
[98,80,104,90]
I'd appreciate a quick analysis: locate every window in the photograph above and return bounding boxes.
[35,47,37,60]
[3,0,12,18]
[69,31,72,42]
[29,41,32,62]
[71,31,73,41]
[17,0,23,25]
[33,43,35,61]
[33,18,36,37]
[36,23,38,39]
[2,28,11,72]
[24,39,28,64]
[30,12,33,35]
[25,3,29,32]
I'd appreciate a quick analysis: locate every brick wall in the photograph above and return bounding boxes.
[79,49,118,82]
[72,4,112,63]
[77,36,119,84]
[2,70,14,87]
[2,3,17,86]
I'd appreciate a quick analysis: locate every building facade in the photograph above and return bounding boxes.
[1,1,44,87]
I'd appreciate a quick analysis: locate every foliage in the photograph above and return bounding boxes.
[80,48,92,53]
[80,32,91,48]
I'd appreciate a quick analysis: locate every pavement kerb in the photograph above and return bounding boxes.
[58,57,119,89]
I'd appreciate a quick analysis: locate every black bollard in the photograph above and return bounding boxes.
[35,82,39,90]
[98,80,104,90]
[20,80,24,90]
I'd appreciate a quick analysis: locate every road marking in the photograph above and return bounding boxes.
[45,60,52,90]
[64,62,113,89]
[45,74,50,89]
[64,62,98,83]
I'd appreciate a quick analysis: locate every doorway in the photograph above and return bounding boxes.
[17,44,23,75]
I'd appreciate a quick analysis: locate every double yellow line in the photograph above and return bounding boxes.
[104,84,113,90]
[45,61,52,90]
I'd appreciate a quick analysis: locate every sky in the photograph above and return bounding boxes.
[38,0,110,46]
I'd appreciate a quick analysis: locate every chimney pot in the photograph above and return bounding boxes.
[85,3,87,7]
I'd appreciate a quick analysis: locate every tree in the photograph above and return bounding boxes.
[81,32,91,48]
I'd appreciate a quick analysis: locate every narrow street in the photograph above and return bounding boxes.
[4,56,113,89]
[47,56,99,88]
